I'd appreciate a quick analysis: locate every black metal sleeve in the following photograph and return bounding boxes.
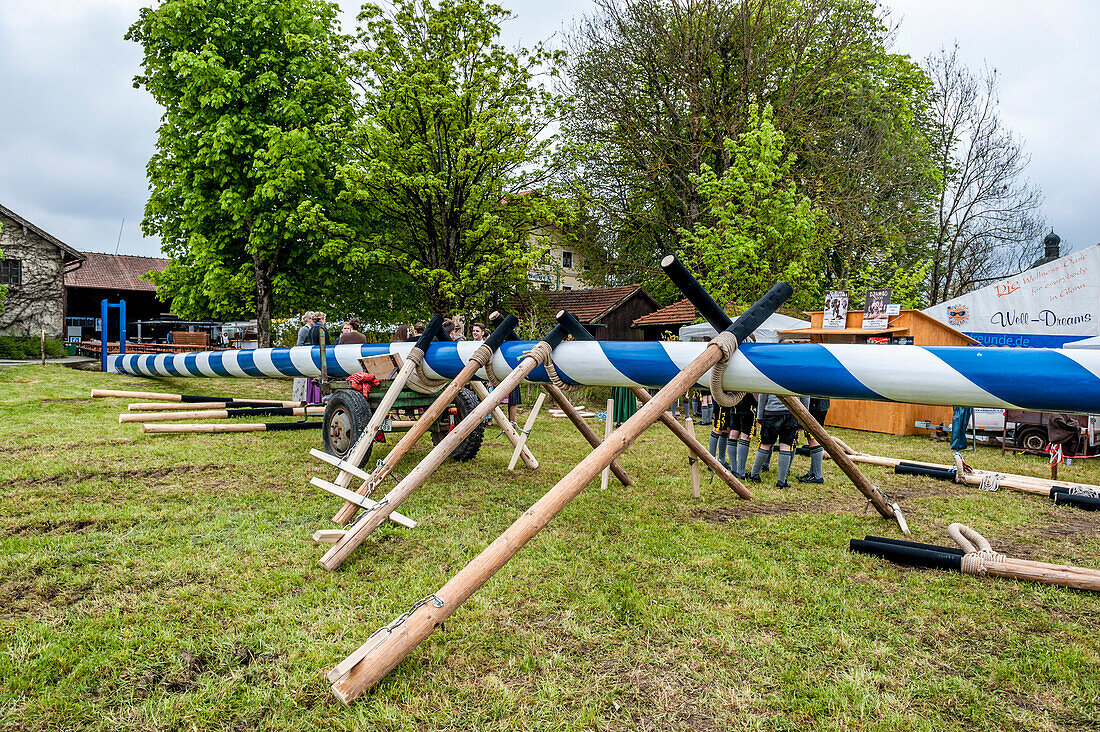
[483,314,518,350]
[727,283,794,343]
[849,538,963,571]
[555,310,594,342]
[488,311,520,341]
[415,315,446,350]
[264,421,323,432]
[863,535,964,556]
[1053,492,1100,511]
[224,406,300,418]
[543,321,569,350]
[894,462,958,481]
[660,255,733,330]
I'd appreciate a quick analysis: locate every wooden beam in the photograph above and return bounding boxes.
[542,385,632,487]
[469,381,538,469]
[309,477,416,528]
[507,391,545,471]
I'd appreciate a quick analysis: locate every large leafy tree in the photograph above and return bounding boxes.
[337,0,570,315]
[565,0,939,303]
[127,0,359,346]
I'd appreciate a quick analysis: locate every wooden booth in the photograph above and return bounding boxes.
[777,310,979,436]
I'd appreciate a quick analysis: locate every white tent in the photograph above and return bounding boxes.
[1063,335,1100,349]
[923,243,1100,348]
[678,312,810,343]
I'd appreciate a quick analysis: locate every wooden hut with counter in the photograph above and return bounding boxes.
[777,309,979,436]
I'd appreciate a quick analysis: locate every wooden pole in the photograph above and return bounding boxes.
[320,326,568,570]
[41,329,46,366]
[327,341,726,703]
[600,398,614,490]
[91,389,290,404]
[542,385,632,487]
[330,317,517,525]
[469,381,538,469]
[127,400,301,411]
[630,387,753,499]
[309,477,417,529]
[508,391,546,471]
[779,395,896,521]
[686,416,701,499]
[141,421,322,434]
[120,406,326,423]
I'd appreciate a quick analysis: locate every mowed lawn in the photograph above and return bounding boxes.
[2,364,1099,731]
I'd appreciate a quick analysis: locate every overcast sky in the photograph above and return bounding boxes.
[1,0,1096,260]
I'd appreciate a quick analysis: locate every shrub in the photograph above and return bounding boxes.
[0,336,66,360]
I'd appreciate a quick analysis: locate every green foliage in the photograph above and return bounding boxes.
[0,336,65,359]
[677,104,824,311]
[127,0,376,345]
[337,0,571,315]
[846,258,934,310]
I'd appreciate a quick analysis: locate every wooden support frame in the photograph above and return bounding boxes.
[543,385,632,488]
[329,316,521,526]
[319,322,570,570]
[468,381,538,470]
[324,269,789,703]
[508,391,546,471]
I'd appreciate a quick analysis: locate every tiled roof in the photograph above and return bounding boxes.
[65,252,169,292]
[631,298,697,327]
[543,285,650,323]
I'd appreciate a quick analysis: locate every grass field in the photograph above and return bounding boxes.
[2,364,1099,731]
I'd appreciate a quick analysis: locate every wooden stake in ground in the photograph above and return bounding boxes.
[553,309,751,499]
[319,320,572,570]
[600,398,614,491]
[508,391,546,471]
[120,406,326,423]
[324,271,791,703]
[329,315,519,526]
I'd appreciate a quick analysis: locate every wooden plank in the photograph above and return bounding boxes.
[309,477,416,529]
[312,529,347,543]
[358,353,403,379]
[310,448,372,482]
[600,398,614,490]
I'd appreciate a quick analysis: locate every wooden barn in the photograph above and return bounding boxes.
[778,309,979,436]
[541,285,659,341]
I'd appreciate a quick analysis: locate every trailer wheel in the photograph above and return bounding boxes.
[323,389,374,465]
[1016,426,1047,452]
[430,387,484,461]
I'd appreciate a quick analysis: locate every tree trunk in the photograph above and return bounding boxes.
[252,253,274,348]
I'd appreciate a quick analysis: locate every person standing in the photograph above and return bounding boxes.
[392,324,409,342]
[296,312,314,346]
[471,322,487,341]
[308,312,329,346]
[798,398,830,484]
[727,392,758,478]
[747,393,808,488]
[708,402,734,471]
[338,317,367,345]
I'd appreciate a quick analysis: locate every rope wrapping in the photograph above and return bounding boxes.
[404,347,449,394]
[949,523,1006,575]
[708,331,746,407]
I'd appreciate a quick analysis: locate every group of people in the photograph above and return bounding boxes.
[699,391,831,489]
[296,312,368,346]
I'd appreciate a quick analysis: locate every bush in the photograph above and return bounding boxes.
[0,336,66,360]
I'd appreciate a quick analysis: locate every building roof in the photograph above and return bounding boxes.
[0,203,85,263]
[65,252,169,292]
[632,297,698,327]
[542,284,654,323]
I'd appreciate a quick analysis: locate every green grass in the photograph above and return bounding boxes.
[2,365,1099,731]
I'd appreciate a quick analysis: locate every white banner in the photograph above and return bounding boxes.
[924,244,1100,347]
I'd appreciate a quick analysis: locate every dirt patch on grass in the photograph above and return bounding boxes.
[1036,512,1100,539]
[695,499,836,523]
[9,464,223,491]
[2,518,109,537]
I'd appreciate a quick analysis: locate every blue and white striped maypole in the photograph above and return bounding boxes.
[108,340,1100,414]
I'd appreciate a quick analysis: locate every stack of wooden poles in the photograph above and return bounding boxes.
[91,388,324,434]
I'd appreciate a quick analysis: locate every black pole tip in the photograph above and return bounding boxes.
[661,254,676,268]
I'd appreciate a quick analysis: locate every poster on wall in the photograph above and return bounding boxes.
[861,288,892,329]
[923,243,1100,348]
[823,291,848,329]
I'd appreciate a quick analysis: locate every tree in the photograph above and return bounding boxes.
[925,45,1044,303]
[127,0,359,346]
[564,0,939,301]
[677,103,824,310]
[337,0,570,315]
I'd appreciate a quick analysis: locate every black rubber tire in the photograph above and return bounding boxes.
[1016,426,1047,452]
[323,389,374,465]
[430,387,484,462]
